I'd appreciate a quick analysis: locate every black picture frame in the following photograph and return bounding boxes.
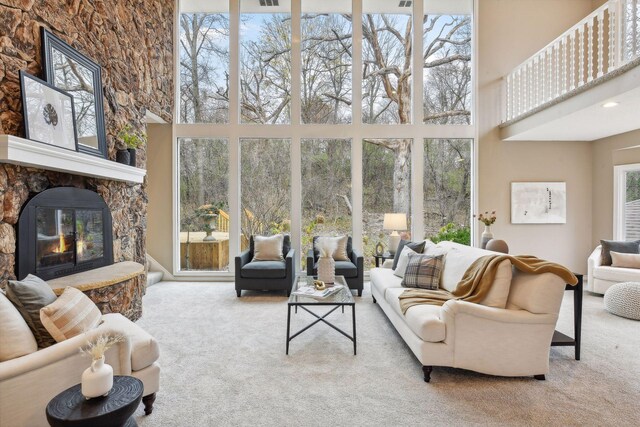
[19,70,79,152]
[41,28,108,159]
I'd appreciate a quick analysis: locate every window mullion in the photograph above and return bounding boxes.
[352,1,364,253]
[412,0,425,241]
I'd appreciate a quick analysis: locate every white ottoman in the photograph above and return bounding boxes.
[604,282,640,320]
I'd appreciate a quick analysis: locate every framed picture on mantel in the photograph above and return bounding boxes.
[19,70,78,152]
[511,182,567,224]
[41,28,108,159]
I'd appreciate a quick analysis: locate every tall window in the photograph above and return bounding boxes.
[424,139,472,244]
[240,2,292,124]
[301,139,352,267]
[175,0,475,275]
[241,139,291,245]
[615,164,640,240]
[362,5,412,125]
[178,138,229,271]
[363,139,412,267]
[179,3,230,123]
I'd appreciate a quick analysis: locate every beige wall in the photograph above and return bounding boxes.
[591,129,640,245]
[478,0,595,273]
[146,124,174,270]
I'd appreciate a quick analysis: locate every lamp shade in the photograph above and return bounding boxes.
[383,213,407,231]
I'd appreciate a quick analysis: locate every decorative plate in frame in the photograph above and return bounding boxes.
[19,70,78,151]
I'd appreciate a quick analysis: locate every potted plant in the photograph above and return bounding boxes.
[117,124,147,167]
[195,202,225,241]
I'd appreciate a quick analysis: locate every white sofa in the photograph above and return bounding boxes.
[370,241,569,382]
[0,313,160,427]
[587,245,640,294]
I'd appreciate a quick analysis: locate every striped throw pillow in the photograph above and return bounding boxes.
[401,253,444,290]
[40,287,102,342]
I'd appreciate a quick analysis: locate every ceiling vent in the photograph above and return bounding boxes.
[399,1,412,7]
[259,0,280,6]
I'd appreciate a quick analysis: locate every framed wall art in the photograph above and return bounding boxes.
[20,70,78,151]
[41,28,108,159]
[511,182,567,224]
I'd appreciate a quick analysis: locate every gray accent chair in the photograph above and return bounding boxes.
[235,235,295,297]
[306,236,364,296]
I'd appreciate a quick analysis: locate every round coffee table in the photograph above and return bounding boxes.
[46,376,143,427]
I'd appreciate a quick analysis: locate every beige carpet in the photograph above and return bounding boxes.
[132,282,640,426]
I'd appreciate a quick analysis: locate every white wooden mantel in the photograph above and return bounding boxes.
[0,135,146,184]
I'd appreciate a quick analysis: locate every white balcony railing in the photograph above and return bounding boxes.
[503,0,640,123]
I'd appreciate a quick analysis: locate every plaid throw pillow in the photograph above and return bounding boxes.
[401,253,444,290]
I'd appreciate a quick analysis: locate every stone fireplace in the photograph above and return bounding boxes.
[17,187,114,281]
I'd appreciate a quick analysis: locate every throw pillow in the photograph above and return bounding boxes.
[392,239,431,270]
[5,274,57,348]
[40,287,102,342]
[600,239,640,266]
[610,251,640,269]
[393,246,417,278]
[253,234,285,261]
[401,253,444,290]
[315,236,350,261]
[0,292,37,362]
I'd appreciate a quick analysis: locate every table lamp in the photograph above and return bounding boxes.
[383,213,407,255]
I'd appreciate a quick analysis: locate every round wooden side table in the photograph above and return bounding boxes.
[46,376,143,427]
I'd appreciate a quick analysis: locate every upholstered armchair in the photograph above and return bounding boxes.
[235,235,295,297]
[306,236,364,296]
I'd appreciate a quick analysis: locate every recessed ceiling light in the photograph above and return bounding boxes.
[602,101,619,108]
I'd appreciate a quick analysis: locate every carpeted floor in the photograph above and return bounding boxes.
[132,282,640,426]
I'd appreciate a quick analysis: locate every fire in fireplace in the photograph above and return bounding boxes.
[18,187,113,280]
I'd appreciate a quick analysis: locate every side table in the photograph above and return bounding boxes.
[46,376,143,427]
[551,273,583,360]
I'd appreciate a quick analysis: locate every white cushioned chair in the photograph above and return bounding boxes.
[587,245,640,294]
[0,312,160,427]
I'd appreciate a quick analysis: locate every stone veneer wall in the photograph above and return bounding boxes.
[0,0,174,286]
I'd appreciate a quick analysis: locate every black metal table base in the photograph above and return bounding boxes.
[286,303,356,355]
[551,274,582,360]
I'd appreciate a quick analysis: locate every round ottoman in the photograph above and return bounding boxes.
[604,282,640,320]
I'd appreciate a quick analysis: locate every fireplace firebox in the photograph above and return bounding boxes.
[17,187,113,281]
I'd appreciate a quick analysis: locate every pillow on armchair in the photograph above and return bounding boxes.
[314,236,350,261]
[600,239,640,266]
[252,234,285,261]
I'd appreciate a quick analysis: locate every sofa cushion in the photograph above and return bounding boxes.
[401,253,444,290]
[600,239,640,266]
[393,246,417,278]
[101,313,160,371]
[334,260,358,278]
[253,234,285,261]
[392,239,431,270]
[385,288,446,342]
[370,267,403,300]
[40,287,102,342]
[241,260,286,279]
[593,265,640,283]
[5,274,57,348]
[610,251,640,269]
[0,292,37,362]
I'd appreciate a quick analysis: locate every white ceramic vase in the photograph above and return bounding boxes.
[81,356,113,399]
[317,256,335,284]
[481,225,494,249]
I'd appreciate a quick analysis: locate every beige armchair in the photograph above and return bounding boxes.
[0,313,160,427]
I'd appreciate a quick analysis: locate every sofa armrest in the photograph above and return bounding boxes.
[382,259,394,269]
[588,245,602,284]
[306,249,315,276]
[441,300,558,325]
[351,248,364,277]
[0,320,133,382]
[235,249,252,276]
[285,249,295,276]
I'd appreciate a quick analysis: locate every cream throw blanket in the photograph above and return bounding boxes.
[398,255,578,314]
